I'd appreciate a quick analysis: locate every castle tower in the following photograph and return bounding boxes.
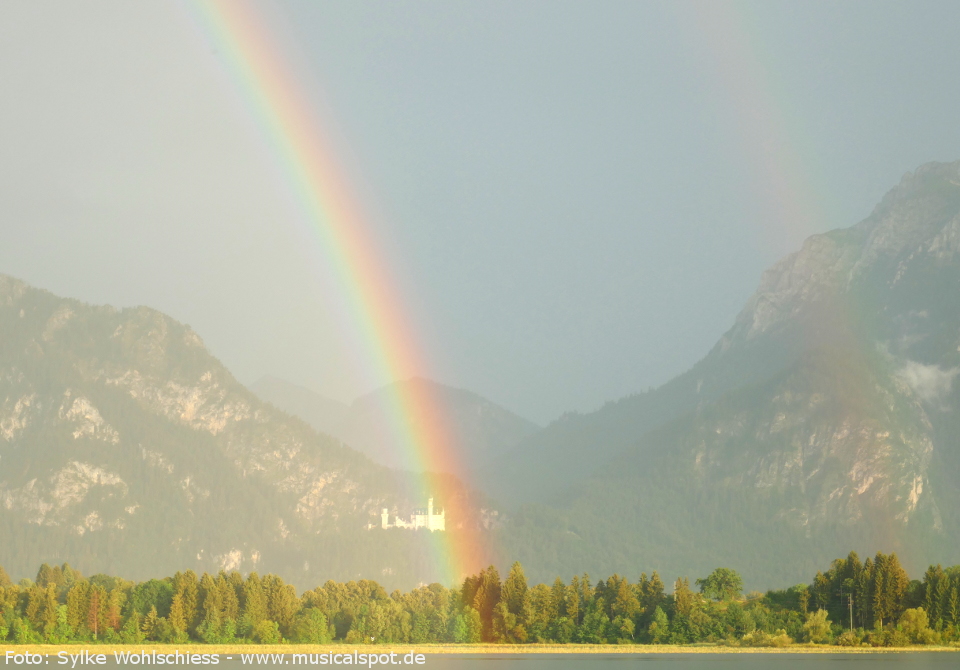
[428,498,434,517]
[381,508,390,529]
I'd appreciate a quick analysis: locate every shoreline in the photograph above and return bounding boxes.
[3,643,959,655]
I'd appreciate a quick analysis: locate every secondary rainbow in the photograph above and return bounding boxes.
[684,2,833,251]
[182,0,482,586]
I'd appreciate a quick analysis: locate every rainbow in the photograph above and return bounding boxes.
[682,2,832,253]
[180,0,486,586]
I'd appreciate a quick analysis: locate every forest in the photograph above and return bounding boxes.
[0,551,958,647]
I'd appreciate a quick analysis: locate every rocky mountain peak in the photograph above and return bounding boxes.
[727,160,960,345]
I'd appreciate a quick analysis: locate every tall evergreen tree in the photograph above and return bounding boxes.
[673,578,693,617]
[565,578,581,627]
[856,557,874,627]
[264,574,299,637]
[611,577,640,620]
[472,566,502,642]
[501,562,530,642]
[172,571,200,635]
[218,574,240,621]
[642,572,666,615]
[168,592,188,635]
[241,573,268,635]
[87,585,107,640]
[66,581,90,635]
[923,565,945,627]
[141,606,160,641]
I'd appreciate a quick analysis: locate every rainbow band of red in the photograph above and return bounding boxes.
[184,0,483,586]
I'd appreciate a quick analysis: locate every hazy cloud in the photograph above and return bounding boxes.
[897,360,959,408]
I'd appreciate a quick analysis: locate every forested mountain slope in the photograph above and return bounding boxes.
[0,277,490,588]
[497,161,960,588]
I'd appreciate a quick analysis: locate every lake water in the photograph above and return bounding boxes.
[420,653,956,669]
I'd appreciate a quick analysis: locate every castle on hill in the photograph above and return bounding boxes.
[380,498,445,532]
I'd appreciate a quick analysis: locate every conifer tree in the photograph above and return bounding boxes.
[464,607,482,643]
[593,577,608,614]
[60,563,82,589]
[106,589,123,633]
[886,553,909,622]
[87,585,106,639]
[459,574,480,612]
[25,584,45,630]
[41,584,59,636]
[198,574,222,642]
[643,572,665,614]
[548,577,565,622]
[241,573,268,635]
[612,577,640,620]
[179,571,201,634]
[798,586,810,614]
[673,578,693,617]
[472,566,501,642]
[856,557,874,627]
[66,581,90,635]
[812,571,830,610]
[846,552,863,584]
[565,578,581,627]
[168,592,187,635]
[647,606,669,644]
[872,553,889,627]
[933,571,950,632]
[218,574,240,621]
[264,574,299,636]
[948,586,959,628]
[502,562,530,641]
[872,552,908,627]
[923,565,943,627]
[141,606,161,640]
[35,564,62,589]
[577,574,592,622]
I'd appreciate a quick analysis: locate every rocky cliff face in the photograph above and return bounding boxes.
[497,161,960,587]
[0,277,489,587]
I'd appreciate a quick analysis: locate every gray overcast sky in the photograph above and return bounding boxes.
[2,1,959,423]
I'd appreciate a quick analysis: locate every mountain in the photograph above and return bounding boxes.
[249,375,349,436]
[253,375,538,490]
[0,276,492,588]
[496,161,960,588]
[340,379,538,483]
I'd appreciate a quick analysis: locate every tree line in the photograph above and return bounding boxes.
[1,551,958,646]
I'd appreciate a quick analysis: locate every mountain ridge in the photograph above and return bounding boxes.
[492,161,960,506]
[252,374,538,490]
[495,160,960,587]
[0,275,492,588]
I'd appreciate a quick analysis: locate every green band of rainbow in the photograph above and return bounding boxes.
[182,0,485,586]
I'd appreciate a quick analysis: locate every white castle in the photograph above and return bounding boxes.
[381,498,445,532]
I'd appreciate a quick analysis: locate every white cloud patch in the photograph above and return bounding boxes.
[897,360,960,408]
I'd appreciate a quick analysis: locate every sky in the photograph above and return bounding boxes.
[2,0,960,424]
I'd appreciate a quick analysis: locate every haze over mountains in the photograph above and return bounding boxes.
[2,161,960,591]
[497,160,960,587]
[251,375,539,487]
[0,281,492,589]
